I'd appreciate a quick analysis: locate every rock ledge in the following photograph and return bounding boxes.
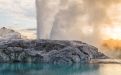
[0,39,108,64]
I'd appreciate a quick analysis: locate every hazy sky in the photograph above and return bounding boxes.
[0,0,36,39]
[1,0,121,40]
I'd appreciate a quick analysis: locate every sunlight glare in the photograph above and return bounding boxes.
[105,26,121,40]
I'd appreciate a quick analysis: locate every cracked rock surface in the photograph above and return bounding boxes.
[0,39,108,64]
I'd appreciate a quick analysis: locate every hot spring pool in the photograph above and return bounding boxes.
[0,63,121,75]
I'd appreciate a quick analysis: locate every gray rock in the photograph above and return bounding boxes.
[97,52,109,59]
[14,47,23,52]
[7,47,14,52]
[77,44,98,59]
[24,49,38,57]
[0,39,108,64]
[43,46,89,64]
[0,56,3,62]
[0,45,7,49]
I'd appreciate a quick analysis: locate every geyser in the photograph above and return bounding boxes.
[36,0,59,39]
[36,0,121,58]
[36,0,121,41]
[36,0,121,43]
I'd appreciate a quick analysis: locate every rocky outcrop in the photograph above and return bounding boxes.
[0,27,27,39]
[0,39,108,64]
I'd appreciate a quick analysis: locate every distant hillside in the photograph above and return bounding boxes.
[0,27,27,39]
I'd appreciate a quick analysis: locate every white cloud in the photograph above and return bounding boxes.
[0,0,36,20]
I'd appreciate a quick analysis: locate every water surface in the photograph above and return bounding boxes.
[0,63,121,75]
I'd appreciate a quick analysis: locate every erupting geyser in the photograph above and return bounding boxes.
[36,0,121,45]
[36,0,49,39]
[36,0,59,39]
[36,0,44,39]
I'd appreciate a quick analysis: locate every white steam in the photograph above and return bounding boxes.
[36,0,121,51]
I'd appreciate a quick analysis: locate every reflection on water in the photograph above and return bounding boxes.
[99,64,121,75]
[0,63,121,75]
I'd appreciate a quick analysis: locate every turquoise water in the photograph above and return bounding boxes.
[0,63,121,75]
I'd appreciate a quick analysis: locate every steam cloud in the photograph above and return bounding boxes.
[36,0,121,58]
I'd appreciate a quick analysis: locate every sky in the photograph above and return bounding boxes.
[1,0,121,40]
[0,0,36,39]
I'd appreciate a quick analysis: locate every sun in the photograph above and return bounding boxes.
[104,26,121,40]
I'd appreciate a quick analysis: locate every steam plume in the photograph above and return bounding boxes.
[36,0,121,58]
